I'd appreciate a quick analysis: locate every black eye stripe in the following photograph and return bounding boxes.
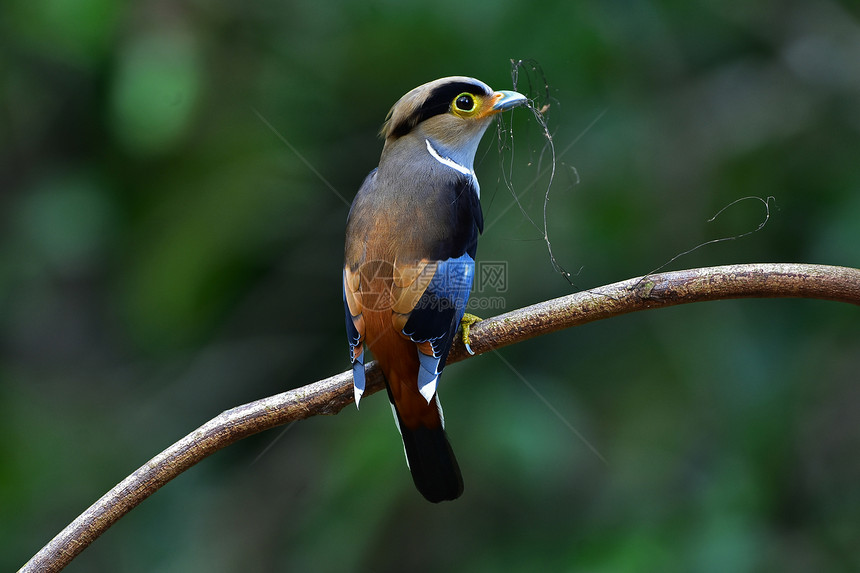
[388,81,491,138]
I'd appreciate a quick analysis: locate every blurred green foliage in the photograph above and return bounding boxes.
[2,0,859,571]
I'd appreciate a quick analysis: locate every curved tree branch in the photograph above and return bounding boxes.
[20,263,860,572]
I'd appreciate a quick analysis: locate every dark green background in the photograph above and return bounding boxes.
[3,0,859,571]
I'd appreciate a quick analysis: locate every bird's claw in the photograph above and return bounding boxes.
[460,313,482,355]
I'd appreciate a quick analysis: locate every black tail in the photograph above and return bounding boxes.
[384,380,463,503]
[399,424,464,503]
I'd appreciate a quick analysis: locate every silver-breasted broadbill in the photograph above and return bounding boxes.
[343,77,527,502]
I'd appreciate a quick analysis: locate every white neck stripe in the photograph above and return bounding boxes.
[425,139,473,178]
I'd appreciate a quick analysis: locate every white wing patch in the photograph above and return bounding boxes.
[351,348,365,408]
[435,395,445,429]
[419,376,438,404]
[417,352,441,404]
[388,402,409,468]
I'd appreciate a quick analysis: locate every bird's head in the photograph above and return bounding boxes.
[380,76,527,171]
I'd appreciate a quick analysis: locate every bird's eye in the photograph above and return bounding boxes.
[454,93,475,112]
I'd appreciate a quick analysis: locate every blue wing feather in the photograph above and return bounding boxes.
[343,286,365,402]
[401,175,481,401]
[402,254,474,389]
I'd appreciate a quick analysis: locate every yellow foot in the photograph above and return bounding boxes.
[460,313,482,355]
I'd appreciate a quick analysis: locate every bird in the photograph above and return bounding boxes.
[343,76,527,502]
